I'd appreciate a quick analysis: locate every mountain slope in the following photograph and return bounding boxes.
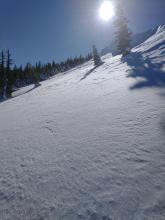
[0,26,165,220]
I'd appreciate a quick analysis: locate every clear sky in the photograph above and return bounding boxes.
[0,0,164,66]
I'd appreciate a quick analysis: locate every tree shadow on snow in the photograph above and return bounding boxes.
[80,62,104,81]
[0,84,41,104]
[125,52,165,90]
[13,84,41,98]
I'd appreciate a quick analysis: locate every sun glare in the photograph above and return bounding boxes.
[99,1,115,21]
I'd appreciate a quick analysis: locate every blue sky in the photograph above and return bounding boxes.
[0,0,164,66]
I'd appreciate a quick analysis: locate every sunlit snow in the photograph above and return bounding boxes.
[0,26,165,220]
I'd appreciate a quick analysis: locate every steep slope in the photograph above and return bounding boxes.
[0,26,165,220]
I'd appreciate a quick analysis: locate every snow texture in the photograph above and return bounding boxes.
[0,26,165,220]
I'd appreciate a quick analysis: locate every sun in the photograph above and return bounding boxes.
[99,1,115,21]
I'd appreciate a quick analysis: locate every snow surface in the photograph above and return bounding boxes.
[0,26,165,220]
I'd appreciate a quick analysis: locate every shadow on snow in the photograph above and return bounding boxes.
[80,63,104,81]
[125,51,165,90]
[124,51,165,136]
[0,84,41,104]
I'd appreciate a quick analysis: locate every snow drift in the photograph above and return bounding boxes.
[0,26,165,220]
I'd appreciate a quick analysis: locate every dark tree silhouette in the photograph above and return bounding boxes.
[92,45,102,67]
[0,51,7,98]
[33,62,41,86]
[6,50,13,97]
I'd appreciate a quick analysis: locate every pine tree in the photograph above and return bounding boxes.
[6,50,13,97]
[18,65,24,85]
[114,0,132,56]
[13,65,19,87]
[34,62,41,86]
[0,51,7,98]
[92,45,102,67]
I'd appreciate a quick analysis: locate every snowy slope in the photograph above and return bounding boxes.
[0,26,165,220]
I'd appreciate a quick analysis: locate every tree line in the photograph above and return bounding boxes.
[0,52,92,99]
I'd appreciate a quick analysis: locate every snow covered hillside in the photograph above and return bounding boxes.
[0,26,165,220]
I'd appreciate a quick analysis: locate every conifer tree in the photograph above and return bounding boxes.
[92,45,102,67]
[6,50,13,97]
[114,0,132,56]
[34,62,41,86]
[13,65,19,87]
[0,51,6,98]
